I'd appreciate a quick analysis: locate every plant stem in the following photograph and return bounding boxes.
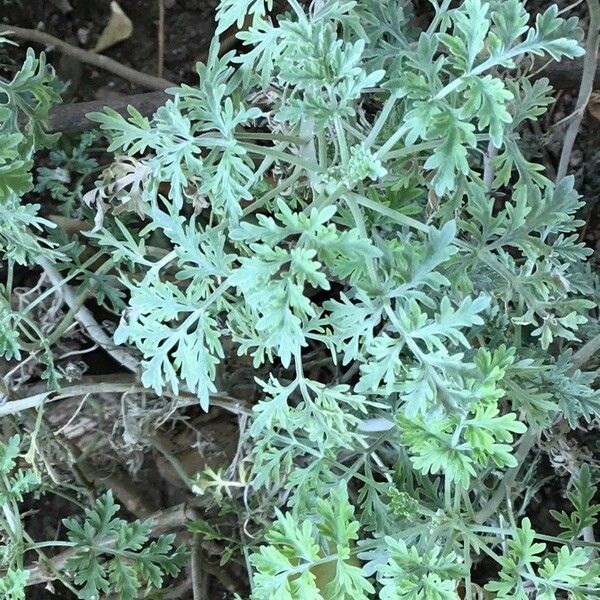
[240,142,322,172]
[191,533,209,600]
[36,257,140,373]
[427,0,453,36]
[22,251,106,316]
[6,259,14,298]
[482,139,498,189]
[365,93,398,147]
[556,0,600,181]
[344,196,379,285]
[474,429,538,524]
[0,25,174,90]
[46,259,115,346]
[569,332,600,373]
[1,375,250,417]
[349,192,430,232]
[27,541,75,550]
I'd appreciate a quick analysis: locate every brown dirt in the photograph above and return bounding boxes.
[0,0,218,100]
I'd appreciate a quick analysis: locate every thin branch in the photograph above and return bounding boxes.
[35,257,140,373]
[474,429,539,524]
[157,0,166,78]
[0,382,133,417]
[558,0,586,15]
[569,332,600,373]
[482,140,498,190]
[1,374,251,417]
[45,90,168,133]
[191,534,209,600]
[0,24,175,90]
[556,0,600,181]
[582,524,598,559]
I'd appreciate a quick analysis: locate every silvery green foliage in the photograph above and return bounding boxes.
[0,38,66,374]
[0,40,186,598]
[67,0,600,596]
[63,491,186,599]
[0,437,184,600]
[0,42,63,265]
[0,438,35,599]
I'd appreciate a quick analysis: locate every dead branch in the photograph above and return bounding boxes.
[0,24,175,90]
[556,0,600,180]
[5,373,252,417]
[36,257,140,373]
[46,90,168,133]
[37,57,600,137]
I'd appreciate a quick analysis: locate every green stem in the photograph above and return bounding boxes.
[6,259,14,298]
[344,196,379,285]
[463,535,473,600]
[27,541,75,550]
[46,259,115,346]
[240,142,322,172]
[335,116,349,164]
[471,525,600,547]
[374,123,408,159]
[21,529,80,595]
[461,528,503,563]
[427,0,453,36]
[349,192,430,232]
[245,168,303,215]
[382,133,491,161]
[365,92,398,147]
[474,429,538,524]
[23,250,106,316]
[236,131,308,145]
[317,131,328,169]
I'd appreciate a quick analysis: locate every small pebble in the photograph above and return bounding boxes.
[77,27,90,45]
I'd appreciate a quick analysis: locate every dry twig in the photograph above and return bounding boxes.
[556,0,600,181]
[2,374,252,417]
[191,534,210,600]
[0,25,175,90]
[35,257,140,373]
[46,90,168,132]
[158,0,166,78]
[569,331,600,373]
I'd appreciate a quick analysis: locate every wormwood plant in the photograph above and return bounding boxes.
[0,29,185,600]
[2,0,600,598]
[0,435,185,599]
